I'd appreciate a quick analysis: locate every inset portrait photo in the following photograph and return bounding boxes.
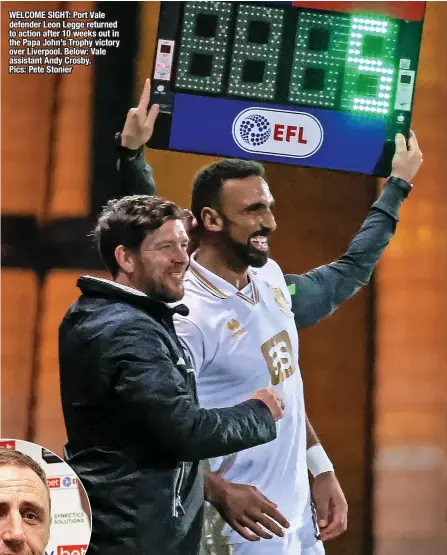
[0,439,91,555]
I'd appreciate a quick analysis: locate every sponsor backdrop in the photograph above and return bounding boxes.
[0,440,90,555]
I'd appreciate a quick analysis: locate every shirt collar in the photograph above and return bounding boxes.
[78,275,189,317]
[86,276,147,297]
[188,252,259,303]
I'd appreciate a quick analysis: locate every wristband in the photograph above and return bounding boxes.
[306,444,334,478]
[387,175,413,193]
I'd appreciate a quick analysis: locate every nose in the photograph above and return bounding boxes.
[172,246,189,266]
[263,209,277,233]
[1,512,26,547]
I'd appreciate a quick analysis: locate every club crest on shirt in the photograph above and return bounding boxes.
[226,319,247,339]
[272,287,289,312]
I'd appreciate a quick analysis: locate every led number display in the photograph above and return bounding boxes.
[175,2,232,93]
[174,2,402,114]
[227,4,284,101]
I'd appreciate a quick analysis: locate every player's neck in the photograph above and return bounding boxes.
[195,245,250,290]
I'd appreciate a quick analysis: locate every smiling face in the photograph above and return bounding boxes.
[209,175,277,268]
[0,465,51,555]
[116,218,190,302]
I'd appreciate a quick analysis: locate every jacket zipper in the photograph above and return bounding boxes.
[172,462,186,517]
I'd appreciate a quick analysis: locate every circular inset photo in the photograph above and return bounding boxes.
[0,439,91,555]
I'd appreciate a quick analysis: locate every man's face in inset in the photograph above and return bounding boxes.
[0,464,50,555]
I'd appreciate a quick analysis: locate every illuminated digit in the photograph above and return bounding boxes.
[227,4,284,101]
[175,1,232,94]
[289,11,351,108]
[341,16,399,115]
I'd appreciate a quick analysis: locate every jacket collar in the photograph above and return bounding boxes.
[77,276,189,318]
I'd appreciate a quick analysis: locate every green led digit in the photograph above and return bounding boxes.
[289,12,351,108]
[175,2,232,94]
[227,4,284,101]
[341,15,399,115]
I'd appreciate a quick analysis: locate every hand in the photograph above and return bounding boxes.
[204,471,290,541]
[390,130,423,183]
[121,78,160,149]
[250,388,285,422]
[311,471,348,542]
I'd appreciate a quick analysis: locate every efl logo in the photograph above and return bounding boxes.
[57,546,88,555]
[47,477,61,489]
[232,107,323,158]
[0,440,16,450]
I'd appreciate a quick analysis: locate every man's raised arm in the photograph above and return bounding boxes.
[285,131,423,329]
[116,78,159,196]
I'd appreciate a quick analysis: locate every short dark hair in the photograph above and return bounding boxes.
[93,195,183,277]
[191,159,265,229]
[0,447,51,510]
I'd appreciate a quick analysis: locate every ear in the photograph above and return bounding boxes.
[201,207,224,232]
[114,245,136,274]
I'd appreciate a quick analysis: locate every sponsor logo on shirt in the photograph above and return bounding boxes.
[261,330,296,385]
[226,319,247,339]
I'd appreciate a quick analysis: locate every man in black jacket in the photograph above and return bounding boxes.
[59,195,285,555]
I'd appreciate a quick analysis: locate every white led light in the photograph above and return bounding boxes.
[354,105,359,110]
[372,100,377,105]
[353,17,359,22]
[377,61,382,66]
[353,24,358,29]
[359,105,365,110]
[360,99,365,103]
[359,18,365,23]
[359,65,364,70]
[379,93,384,98]
[354,57,359,62]
[366,99,371,104]
[380,85,386,90]
[365,106,371,111]
[350,41,356,45]
[354,97,360,102]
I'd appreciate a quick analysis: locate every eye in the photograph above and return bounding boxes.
[23,511,39,522]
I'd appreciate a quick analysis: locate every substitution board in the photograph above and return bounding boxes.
[148,1,425,176]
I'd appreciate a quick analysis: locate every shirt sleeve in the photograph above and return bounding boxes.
[285,179,411,329]
[173,314,207,376]
[117,148,157,196]
[104,317,276,461]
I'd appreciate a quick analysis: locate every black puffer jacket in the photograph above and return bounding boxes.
[59,276,277,555]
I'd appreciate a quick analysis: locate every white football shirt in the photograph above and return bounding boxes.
[174,253,312,545]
